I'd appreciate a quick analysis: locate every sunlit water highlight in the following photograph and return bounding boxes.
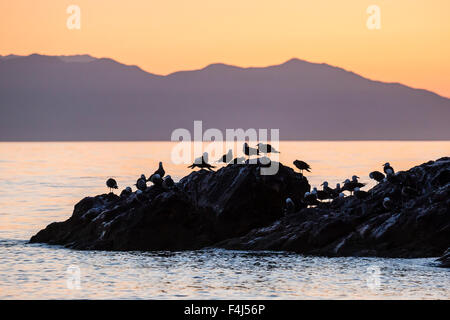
[0,141,449,299]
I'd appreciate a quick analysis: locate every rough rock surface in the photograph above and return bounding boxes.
[30,162,309,250]
[218,157,450,258]
[437,248,450,268]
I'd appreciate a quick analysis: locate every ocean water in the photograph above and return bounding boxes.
[0,141,449,299]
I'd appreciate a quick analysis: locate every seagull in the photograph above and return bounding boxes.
[135,177,147,191]
[342,179,366,195]
[334,183,341,194]
[106,178,118,193]
[321,181,339,199]
[162,175,175,190]
[243,143,259,157]
[293,160,311,174]
[150,173,163,186]
[256,143,280,154]
[383,162,395,175]
[284,198,295,214]
[369,171,385,184]
[149,162,165,181]
[217,149,233,163]
[188,153,216,171]
[304,191,320,207]
[314,187,330,202]
[120,186,132,198]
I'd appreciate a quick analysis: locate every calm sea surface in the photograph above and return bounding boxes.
[0,141,449,299]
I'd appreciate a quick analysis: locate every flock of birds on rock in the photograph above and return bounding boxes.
[105,143,282,194]
[296,160,395,209]
[105,143,417,214]
[106,161,175,197]
[285,161,419,214]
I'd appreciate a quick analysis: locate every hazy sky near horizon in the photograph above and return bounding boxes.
[1,0,449,97]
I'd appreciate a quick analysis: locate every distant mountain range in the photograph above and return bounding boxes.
[1,54,449,140]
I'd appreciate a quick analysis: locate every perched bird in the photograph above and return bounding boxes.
[342,178,366,194]
[293,160,311,174]
[188,153,216,171]
[314,187,330,202]
[386,172,402,185]
[243,143,259,157]
[120,186,132,198]
[217,149,233,164]
[334,183,342,194]
[284,198,295,214]
[135,177,147,191]
[106,178,118,193]
[369,171,385,184]
[139,174,146,181]
[162,175,175,190]
[229,157,246,164]
[304,191,320,207]
[383,162,395,175]
[149,162,165,181]
[354,187,369,200]
[322,181,339,198]
[150,173,163,186]
[383,197,393,210]
[256,143,280,154]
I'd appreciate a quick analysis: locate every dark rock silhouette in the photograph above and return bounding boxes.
[30,162,309,250]
[218,157,450,258]
[29,157,450,260]
[437,248,450,268]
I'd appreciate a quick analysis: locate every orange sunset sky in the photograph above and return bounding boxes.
[1,0,449,98]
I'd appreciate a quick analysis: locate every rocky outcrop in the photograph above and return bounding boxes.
[437,248,450,268]
[218,157,450,258]
[30,157,450,259]
[30,162,309,250]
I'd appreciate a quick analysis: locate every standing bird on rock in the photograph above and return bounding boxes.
[304,190,320,207]
[243,143,259,157]
[149,162,165,182]
[314,187,330,202]
[188,153,216,171]
[342,179,366,195]
[383,162,395,175]
[217,149,233,164]
[150,173,163,187]
[369,171,385,184]
[106,178,118,193]
[162,175,175,190]
[135,177,147,191]
[256,143,280,154]
[120,186,132,198]
[284,198,295,215]
[293,160,311,175]
[322,181,339,199]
